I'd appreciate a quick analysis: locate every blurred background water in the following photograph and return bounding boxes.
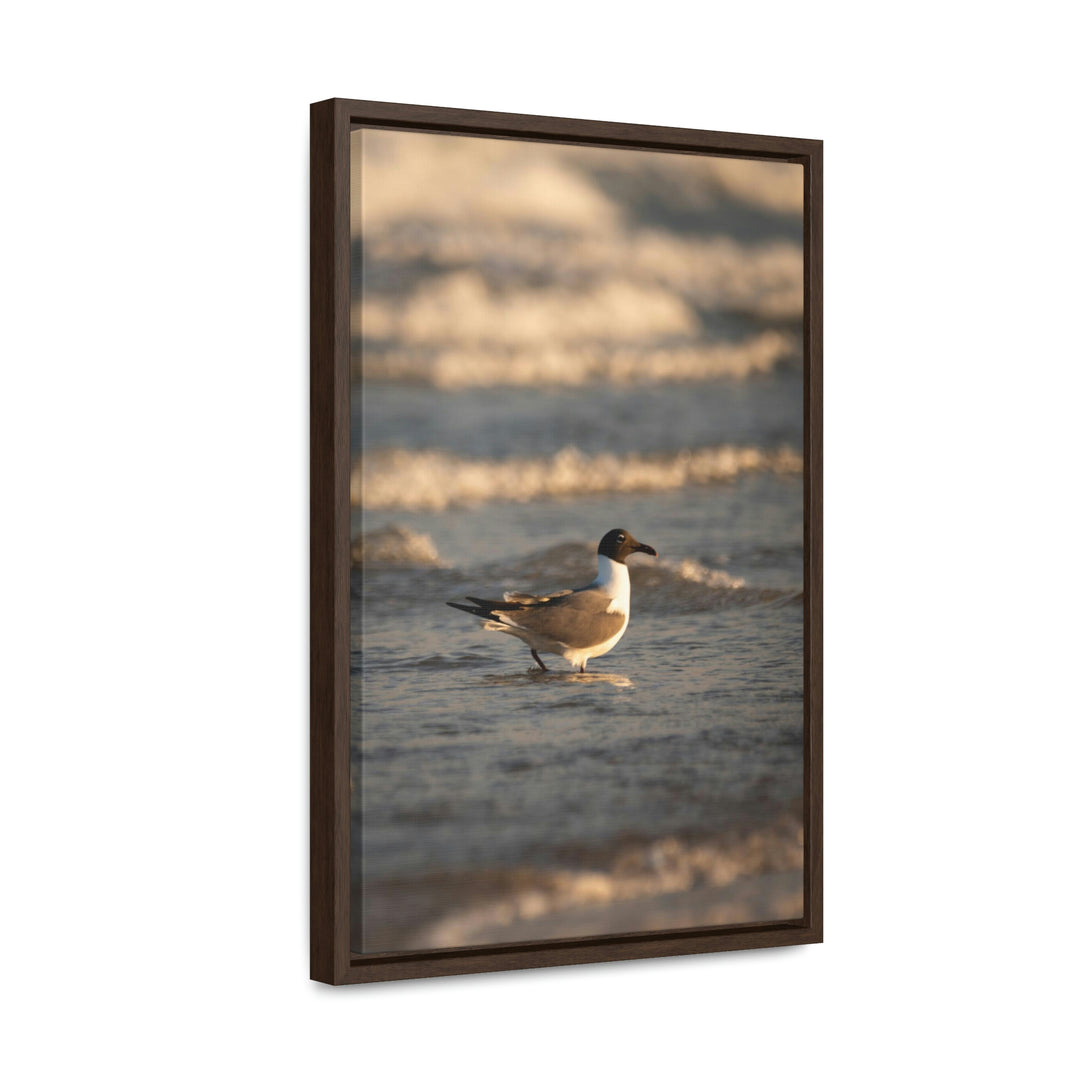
[350,129,804,953]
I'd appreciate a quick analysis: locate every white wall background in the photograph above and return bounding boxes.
[2,3,1076,1076]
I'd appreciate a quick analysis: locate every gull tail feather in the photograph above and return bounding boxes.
[447,595,531,619]
[446,600,490,619]
[447,598,518,618]
[447,599,515,634]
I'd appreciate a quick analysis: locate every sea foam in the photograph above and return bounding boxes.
[359,230,803,322]
[356,330,796,388]
[350,524,444,567]
[408,818,803,949]
[353,444,802,511]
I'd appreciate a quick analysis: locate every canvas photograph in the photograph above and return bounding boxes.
[347,121,809,957]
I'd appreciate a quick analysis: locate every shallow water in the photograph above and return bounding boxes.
[351,476,803,952]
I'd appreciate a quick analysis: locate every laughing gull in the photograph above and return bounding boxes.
[447,528,658,672]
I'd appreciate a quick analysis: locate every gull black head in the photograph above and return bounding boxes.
[597,528,658,564]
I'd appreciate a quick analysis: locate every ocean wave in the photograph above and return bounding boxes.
[653,556,745,590]
[407,820,803,949]
[359,230,803,321]
[350,524,444,567]
[634,557,802,612]
[353,129,802,236]
[355,330,796,388]
[358,271,701,348]
[354,129,624,234]
[353,444,802,511]
[702,156,803,215]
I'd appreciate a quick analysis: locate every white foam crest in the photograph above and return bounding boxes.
[358,271,700,348]
[704,157,803,215]
[412,823,803,950]
[354,129,803,237]
[357,331,796,388]
[665,557,746,590]
[353,444,802,511]
[352,130,801,236]
[350,524,444,566]
[353,129,623,234]
[631,232,802,317]
[359,230,803,322]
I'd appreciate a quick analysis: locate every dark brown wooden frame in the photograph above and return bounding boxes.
[311,97,822,984]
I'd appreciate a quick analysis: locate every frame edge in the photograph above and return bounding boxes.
[310,99,352,984]
[311,98,823,983]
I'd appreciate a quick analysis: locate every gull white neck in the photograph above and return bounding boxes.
[593,554,631,614]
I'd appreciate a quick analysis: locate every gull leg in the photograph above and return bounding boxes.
[530,649,548,672]
[578,660,587,673]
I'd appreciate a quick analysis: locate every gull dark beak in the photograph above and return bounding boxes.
[634,542,657,557]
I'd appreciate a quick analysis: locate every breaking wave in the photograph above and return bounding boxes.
[350,524,443,567]
[633,557,801,612]
[358,231,803,323]
[358,272,701,348]
[356,330,796,388]
[406,819,803,949]
[353,444,802,511]
[354,128,802,234]
[354,129,625,234]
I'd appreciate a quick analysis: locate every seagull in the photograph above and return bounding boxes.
[447,528,657,672]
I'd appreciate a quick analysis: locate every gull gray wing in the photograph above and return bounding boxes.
[502,589,573,604]
[497,588,625,649]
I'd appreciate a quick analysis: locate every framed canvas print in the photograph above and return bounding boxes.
[311,98,822,984]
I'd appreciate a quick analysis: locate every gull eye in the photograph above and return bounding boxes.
[617,534,625,542]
